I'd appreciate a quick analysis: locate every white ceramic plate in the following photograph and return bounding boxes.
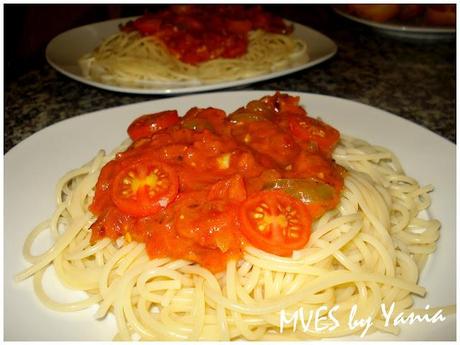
[334,7,455,40]
[5,91,455,340]
[45,17,337,94]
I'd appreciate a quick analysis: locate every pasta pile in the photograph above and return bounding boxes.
[15,134,444,340]
[79,30,308,88]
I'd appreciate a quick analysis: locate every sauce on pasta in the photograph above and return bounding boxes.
[89,92,345,273]
[122,5,293,64]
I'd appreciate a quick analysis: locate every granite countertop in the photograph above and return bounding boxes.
[5,7,455,153]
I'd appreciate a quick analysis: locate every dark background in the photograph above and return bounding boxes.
[5,4,149,82]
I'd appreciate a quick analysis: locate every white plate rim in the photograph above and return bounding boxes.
[4,91,456,341]
[45,17,337,95]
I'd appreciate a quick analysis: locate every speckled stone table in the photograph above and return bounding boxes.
[5,7,455,153]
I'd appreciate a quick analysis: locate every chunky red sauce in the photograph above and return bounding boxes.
[121,5,293,64]
[90,93,345,272]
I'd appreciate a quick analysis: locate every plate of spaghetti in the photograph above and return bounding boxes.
[45,5,336,94]
[5,91,455,340]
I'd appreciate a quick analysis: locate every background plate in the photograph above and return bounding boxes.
[46,17,337,94]
[334,7,455,40]
[5,91,455,340]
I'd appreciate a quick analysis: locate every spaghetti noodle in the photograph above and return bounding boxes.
[79,30,308,88]
[16,94,445,340]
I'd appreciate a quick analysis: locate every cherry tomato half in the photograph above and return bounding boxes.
[239,190,311,256]
[127,110,180,141]
[111,160,178,217]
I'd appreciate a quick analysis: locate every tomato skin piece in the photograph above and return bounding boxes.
[89,160,120,215]
[288,115,340,156]
[239,190,312,256]
[208,174,247,203]
[127,110,180,141]
[182,107,227,135]
[111,160,178,217]
[275,92,307,117]
[289,151,344,193]
[156,144,189,164]
[182,118,214,132]
[90,206,135,242]
[232,120,300,167]
[173,191,240,252]
[228,111,268,124]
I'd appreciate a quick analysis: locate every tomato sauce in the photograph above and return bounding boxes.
[121,5,293,64]
[90,92,345,272]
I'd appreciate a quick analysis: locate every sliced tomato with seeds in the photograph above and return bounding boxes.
[127,110,180,141]
[239,190,311,256]
[111,160,178,217]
